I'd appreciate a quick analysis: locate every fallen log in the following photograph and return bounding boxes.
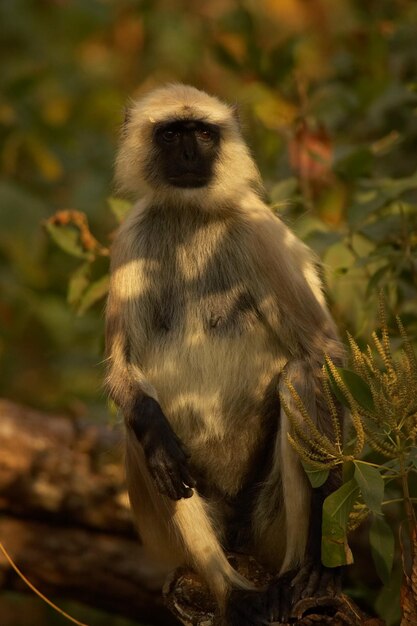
[0,399,177,625]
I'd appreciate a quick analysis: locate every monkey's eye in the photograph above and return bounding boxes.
[197,128,213,142]
[161,129,178,142]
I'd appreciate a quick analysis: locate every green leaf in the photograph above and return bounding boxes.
[365,265,391,298]
[334,145,373,181]
[321,479,358,567]
[269,177,298,203]
[108,197,132,223]
[305,230,343,256]
[45,222,93,260]
[77,274,109,315]
[348,190,387,226]
[68,263,90,307]
[359,214,403,243]
[342,460,355,482]
[374,562,402,625]
[370,516,394,584]
[301,460,329,488]
[353,461,384,514]
[377,170,417,199]
[337,368,375,412]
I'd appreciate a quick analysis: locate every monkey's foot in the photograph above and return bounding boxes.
[264,571,293,623]
[290,560,342,607]
[266,563,343,623]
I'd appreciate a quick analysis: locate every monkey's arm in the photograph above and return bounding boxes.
[127,396,196,500]
[105,222,195,501]
[126,395,195,500]
[106,334,196,502]
[106,344,196,501]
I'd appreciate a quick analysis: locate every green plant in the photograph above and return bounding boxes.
[282,300,417,622]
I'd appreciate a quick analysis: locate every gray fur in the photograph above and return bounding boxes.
[105,84,344,609]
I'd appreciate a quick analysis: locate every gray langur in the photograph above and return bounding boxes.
[105,83,345,625]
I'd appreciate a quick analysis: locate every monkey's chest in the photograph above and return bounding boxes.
[140,277,283,497]
[148,284,262,338]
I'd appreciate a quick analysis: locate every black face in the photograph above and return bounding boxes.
[152,120,220,188]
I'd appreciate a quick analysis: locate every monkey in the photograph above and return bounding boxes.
[105,83,345,625]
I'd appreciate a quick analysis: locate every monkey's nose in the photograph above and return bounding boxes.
[182,135,197,160]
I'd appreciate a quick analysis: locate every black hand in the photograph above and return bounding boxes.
[129,396,196,500]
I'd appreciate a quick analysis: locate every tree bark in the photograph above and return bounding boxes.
[0,399,178,625]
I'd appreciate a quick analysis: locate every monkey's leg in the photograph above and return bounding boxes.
[290,476,343,607]
[266,360,343,621]
[224,449,289,624]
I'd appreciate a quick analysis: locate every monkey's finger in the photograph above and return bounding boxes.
[153,470,179,500]
[168,466,193,499]
[179,462,196,488]
[164,463,194,500]
[150,460,186,500]
[181,484,194,498]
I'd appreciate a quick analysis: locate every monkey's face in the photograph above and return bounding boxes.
[149,119,221,189]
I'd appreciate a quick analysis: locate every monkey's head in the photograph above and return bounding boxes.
[115,84,262,206]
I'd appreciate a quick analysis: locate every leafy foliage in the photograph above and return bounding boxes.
[2,0,417,623]
[282,305,417,624]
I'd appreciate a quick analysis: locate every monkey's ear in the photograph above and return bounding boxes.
[231,103,241,129]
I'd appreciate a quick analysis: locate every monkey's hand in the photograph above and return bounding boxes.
[130,396,196,500]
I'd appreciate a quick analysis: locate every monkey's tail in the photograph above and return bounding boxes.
[173,490,255,603]
[125,434,253,606]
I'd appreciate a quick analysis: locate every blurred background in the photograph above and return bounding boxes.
[1,0,416,624]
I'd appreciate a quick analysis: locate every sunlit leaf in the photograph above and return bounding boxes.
[77,275,109,315]
[45,222,93,260]
[353,461,384,514]
[108,197,132,223]
[68,263,91,307]
[328,367,375,412]
[253,90,297,129]
[301,460,329,488]
[45,221,94,260]
[26,135,63,181]
[322,479,358,567]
